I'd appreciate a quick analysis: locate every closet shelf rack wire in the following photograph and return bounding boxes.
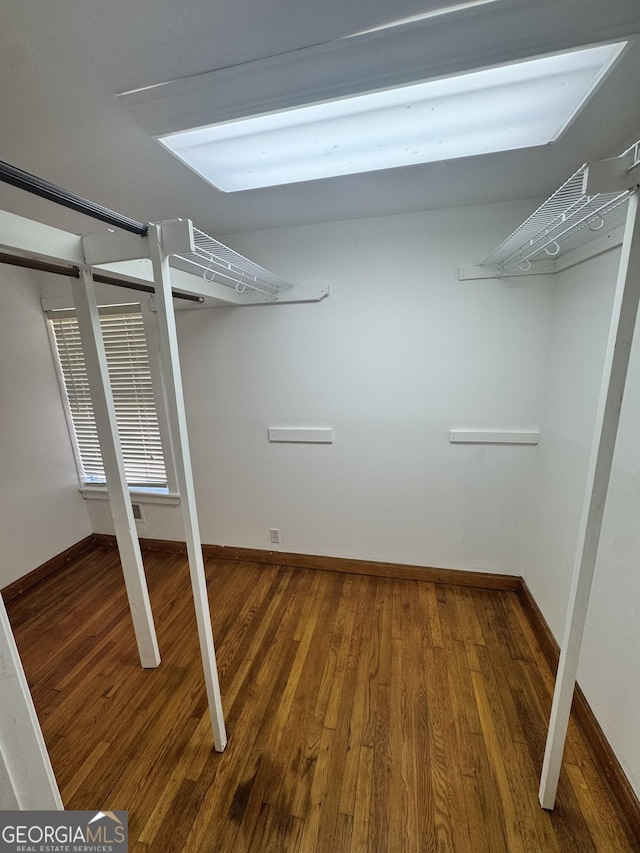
[170,227,292,300]
[481,140,640,275]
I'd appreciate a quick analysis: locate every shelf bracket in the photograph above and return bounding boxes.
[583,152,640,195]
[458,261,555,281]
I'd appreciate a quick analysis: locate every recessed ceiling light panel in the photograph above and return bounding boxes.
[158,43,626,193]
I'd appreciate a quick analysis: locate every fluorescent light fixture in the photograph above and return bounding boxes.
[158,43,626,193]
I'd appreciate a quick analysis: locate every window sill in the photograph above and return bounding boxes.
[79,487,181,505]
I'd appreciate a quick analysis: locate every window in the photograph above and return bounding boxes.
[49,307,169,489]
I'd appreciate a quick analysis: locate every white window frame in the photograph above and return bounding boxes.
[46,299,179,503]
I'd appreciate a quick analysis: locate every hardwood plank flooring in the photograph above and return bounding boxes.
[7,546,639,852]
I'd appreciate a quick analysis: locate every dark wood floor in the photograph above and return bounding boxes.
[7,546,638,852]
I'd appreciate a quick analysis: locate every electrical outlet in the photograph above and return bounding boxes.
[269,528,280,544]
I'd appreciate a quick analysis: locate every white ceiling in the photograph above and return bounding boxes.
[1,0,639,237]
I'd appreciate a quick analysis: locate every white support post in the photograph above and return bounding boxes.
[0,597,63,809]
[148,225,227,752]
[72,269,160,669]
[539,190,640,809]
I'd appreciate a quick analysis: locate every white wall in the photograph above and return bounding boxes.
[522,247,640,797]
[0,266,91,588]
[89,201,554,574]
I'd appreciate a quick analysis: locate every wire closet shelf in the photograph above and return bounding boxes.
[169,228,292,300]
[481,141,640,276]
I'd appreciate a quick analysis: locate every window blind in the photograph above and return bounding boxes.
[49,311,168,487]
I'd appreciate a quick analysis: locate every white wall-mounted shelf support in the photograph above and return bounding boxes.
[0,597,63,809]
[449,430,539,445]
[82,230,150,265]
[72,268,161,670]
[268,427,334,443]
[148,224,227,752]
[552,226,626,273]
[458,261,556,280]
[583,150,640,195]
[245,284,329,306]
[539,189,640,809]
[0,209,84,265]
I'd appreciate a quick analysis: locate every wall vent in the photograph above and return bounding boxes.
[132,502,145,522]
